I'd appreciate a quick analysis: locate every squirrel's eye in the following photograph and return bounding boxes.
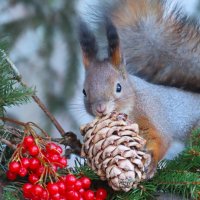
[82,89,87,97]
[116,83,122,93]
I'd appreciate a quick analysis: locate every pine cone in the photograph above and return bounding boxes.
[80,112,151,192]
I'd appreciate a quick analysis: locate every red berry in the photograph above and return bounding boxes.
[47,182,59,196]
[28,174,39,184]
[32,184,43,197]
[41,189,49,200]
[18,167,28,177]
[59,197,67,200]
[56,145,63,154]
[52,164,58,172]
[9,161,20,173]
[50,154,60,162]
[29,158,40,170]
[51,193,61,200]
[31,197,40,200]
[46,143,58,154]
[66,184,75,191]
[22,183,33,198]
[21,146,26,154]
[65,190,80,200]
[96,188,107,200]
[79,177,91,189]
[28,145,39,156]
[56,181,66,195]
[74,180,82,191]
[23,136,35,147]
[21,157,30,168]
[6,170,17,180]
[65,174,77,186]
[58,157,67,168]
[36,165,45,177]
[83,190,95,200]
[78,188,85,196]
[43,152,50,162]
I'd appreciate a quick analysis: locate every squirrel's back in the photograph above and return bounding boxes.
[130,75,200,159]
[132,76,200,138]
[82,0,200,93]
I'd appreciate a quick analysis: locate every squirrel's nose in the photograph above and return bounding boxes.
[96,103,106,115]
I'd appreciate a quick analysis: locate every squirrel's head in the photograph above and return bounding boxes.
[79,20,134,117]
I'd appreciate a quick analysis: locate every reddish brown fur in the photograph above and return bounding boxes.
[112,0,163,27]
[82,51,90,68]
[135,115,169,178]
[109,0,200,93]
[110,47,122,67]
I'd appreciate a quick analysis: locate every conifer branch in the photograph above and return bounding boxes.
[3,52,66,137]
[1,51,82,155]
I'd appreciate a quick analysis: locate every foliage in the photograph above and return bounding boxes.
[1,121,200,199]
[0,49,33,117]
[71,129,200,200]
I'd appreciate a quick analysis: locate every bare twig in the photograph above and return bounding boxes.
[0,138,17,150]
[0,117,26,127]
[30,95,65,136]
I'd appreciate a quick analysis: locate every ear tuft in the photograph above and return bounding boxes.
[106,19,122,68]
[79,21,98,68]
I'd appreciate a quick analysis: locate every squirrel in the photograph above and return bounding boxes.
[78,0,200,179]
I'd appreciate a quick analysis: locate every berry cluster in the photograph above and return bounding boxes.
[6,132,68,199]
[6,125,107,200]
[23,174,107,200]
[7,136,67,182]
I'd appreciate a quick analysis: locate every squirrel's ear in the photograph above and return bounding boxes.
[79,21,98,68]
[106,20,123,68]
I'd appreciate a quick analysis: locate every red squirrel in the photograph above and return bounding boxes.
[78,0,200,178]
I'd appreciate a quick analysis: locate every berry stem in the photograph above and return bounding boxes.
[26,122,50,138]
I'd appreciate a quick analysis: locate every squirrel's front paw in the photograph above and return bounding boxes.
[144,152,157,179]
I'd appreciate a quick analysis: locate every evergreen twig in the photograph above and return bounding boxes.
[4,53,66,137]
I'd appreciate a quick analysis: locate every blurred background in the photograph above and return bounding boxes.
[1,0,200,140]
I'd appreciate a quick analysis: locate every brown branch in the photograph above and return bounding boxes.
[31,95,65,136]
[0,138,17,150]
[0,117,26,127]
